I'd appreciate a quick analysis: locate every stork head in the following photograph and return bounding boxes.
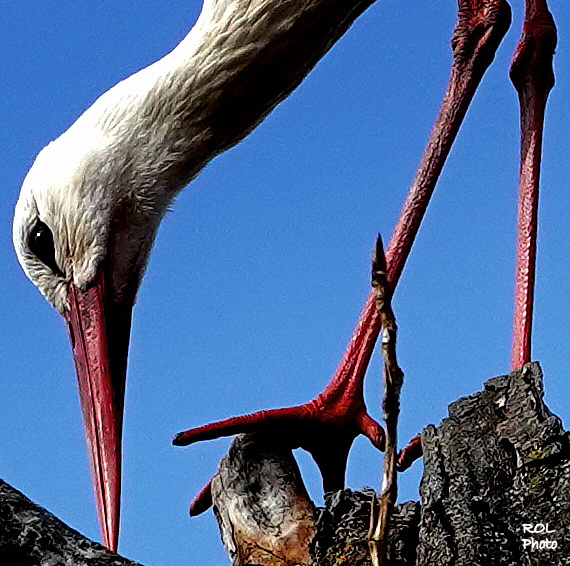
[13,117,165,551]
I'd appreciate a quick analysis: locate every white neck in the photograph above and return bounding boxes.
[66,0,375,210]
[13,0,375,313]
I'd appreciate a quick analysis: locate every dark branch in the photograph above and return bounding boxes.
[0,480,141,566]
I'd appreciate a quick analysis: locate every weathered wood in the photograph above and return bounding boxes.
[211,433,318,566]
[416,361,570,565]
[0,480,141,565]
[313,362,570,565]
[2,362,569,565]
[311,491,419,566]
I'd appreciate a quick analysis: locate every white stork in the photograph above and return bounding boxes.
[12,0,556,555]
[12,0,376,551]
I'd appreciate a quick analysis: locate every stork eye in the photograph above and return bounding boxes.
[28,220,63,276]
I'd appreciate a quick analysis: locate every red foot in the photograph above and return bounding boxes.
[174,239,388,515]
[176,0,511,516]
[396,434,423,472]
[174,368,385,495]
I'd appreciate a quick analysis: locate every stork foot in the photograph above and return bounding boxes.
[174,381,385,502]
[396,433,423,472]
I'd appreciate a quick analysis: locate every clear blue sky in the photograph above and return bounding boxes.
[1,1,569,565]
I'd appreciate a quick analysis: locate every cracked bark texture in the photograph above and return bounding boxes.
[310,491,420,566]
[1,362,569,565]
[415,361,570,566]
[312,362,570,566]
[210,433,318,566]
[0,480,141,566]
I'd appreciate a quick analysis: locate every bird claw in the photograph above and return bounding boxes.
[189,479,213,517]
[355,409,385,451]
[396,433,423,472]
[175,376,386,504]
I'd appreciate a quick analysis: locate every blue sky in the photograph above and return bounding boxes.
[1,1,569,565]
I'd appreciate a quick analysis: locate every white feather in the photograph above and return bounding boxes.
[13,0,373,313]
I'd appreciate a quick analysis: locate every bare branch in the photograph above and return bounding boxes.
[368,235,405,566]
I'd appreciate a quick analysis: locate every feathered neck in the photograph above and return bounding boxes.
[64,0,375,207]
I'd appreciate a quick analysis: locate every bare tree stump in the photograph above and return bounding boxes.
[0,480,141,565]
[2,362,569,565]
[416,361,570,565]
[312,361,570,565]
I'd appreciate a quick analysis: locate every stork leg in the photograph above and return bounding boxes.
[175,0,512,514]
[382,0,558,476]
[510,0,557,369]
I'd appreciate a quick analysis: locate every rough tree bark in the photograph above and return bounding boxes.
[1,362,568,565]
[0,481,141,566]
[311,362,570,566]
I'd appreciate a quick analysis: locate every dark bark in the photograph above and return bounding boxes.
[312,362,570,566]
[311,491,420,566]
[2,362,569,565]
[415,361,570,565]
[0,480,141,565]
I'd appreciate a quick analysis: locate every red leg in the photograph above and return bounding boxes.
[510,0,557,369]
[175,0,512,513]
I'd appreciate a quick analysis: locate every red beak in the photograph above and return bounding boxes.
[65,267,132,552]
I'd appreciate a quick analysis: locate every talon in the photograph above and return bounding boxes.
[176,375,384,494]
[190,479,213,516]
[396,434,423,472]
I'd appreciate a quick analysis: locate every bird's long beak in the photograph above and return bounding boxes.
[65,266,132,552]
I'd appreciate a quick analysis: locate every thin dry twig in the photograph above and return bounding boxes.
[368,234,405,566]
